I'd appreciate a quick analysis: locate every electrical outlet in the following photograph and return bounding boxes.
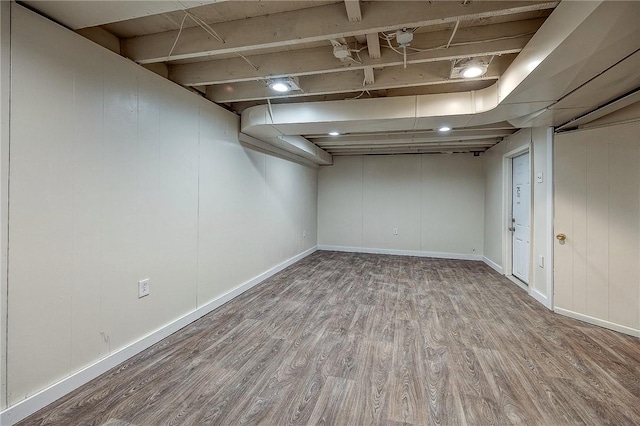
[138,278,150,298]
[393,228,398,235]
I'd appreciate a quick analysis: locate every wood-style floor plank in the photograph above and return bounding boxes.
[17,251,640,426]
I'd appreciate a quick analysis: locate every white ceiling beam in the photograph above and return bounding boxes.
[363,67,375,85]
[366,33,381,59]
[326,143,496,155]
[206,58,509,103]
[23,0,222,30]
[169,19,543,85]
[122,1,557,64]
[344,0,362,22]
[325,140,498,150]
[311,129,515,146]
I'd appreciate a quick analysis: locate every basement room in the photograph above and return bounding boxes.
[0,0,638,424]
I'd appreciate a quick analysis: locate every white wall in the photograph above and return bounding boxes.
[482,127,554,306]
[318,154,485,258]
[0,0,10,410]
[6,4,317,408]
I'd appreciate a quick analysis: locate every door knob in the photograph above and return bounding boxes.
[508,227,515,232]
[556,233,566,241]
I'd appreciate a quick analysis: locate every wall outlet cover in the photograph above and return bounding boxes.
[138,278,150,298]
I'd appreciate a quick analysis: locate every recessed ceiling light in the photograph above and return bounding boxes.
[268,77,300,93]
[462,65,485,78]
[328,131,340,136]
[269,81,291,92]
[438,126,452,132]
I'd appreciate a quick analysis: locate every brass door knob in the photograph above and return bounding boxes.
[508,226,515,232]
[556,233,566,241]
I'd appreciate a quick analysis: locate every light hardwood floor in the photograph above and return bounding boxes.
[19,251,640,425]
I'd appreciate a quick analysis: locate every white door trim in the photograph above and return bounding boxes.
[502,144,532,290]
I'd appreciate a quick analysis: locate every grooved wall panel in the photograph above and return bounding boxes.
[7,5,317,406]
[319,154,484,256]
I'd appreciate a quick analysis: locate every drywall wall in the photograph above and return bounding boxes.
[0,0,10,410]
[318,154,485,258]
[6,4,317,407]
[554,118,639,335]
[483,127,554,306]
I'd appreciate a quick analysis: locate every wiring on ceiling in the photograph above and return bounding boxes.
[235,52,260,72]
[184,10,224,43]
[167,10,225,61]
[380,31,537,57]
[446,20,460,49]
[345,90,370,100]
[167,13,189,61]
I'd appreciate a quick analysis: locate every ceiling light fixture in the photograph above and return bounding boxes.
[450,57,491,79]
[329,131,340,136]
[438,126,452,132]
[462,65,485,78]
[270,81,290,92]
[268,77,300,93]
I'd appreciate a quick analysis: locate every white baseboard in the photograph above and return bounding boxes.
[530,288,552,310]
[482,257,504,274]
[317,245,482,261]
[0,246,318,426]
[554,307,640,338]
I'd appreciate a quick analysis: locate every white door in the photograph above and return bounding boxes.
[511,153,530,284]
[554,123,639,334]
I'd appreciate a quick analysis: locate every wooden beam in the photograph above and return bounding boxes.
[366,33,380,59]
[344,0,362,22]
[206,57,511,103]
[311,129,515,146]
[122,1,557,63]
[169,18,543,85]
[324,143,497,155]
[363,67,375,85]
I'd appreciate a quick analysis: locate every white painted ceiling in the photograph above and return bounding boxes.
[22,0,640,164]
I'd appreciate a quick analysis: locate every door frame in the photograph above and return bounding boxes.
[502,144,532,291]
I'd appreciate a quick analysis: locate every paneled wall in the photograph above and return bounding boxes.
[318,154,485,258]
[554,119,640,335]
[6,5,317,406]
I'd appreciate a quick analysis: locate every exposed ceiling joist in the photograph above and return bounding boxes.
[366,33,380,59]
[344,0,361,22]
[23,0,222,29]
[169,19,541,86]
[122,1,557,64]
[363,67,375,85]
[324,142,497,155]
[310,128,515,146]
[206,59,509,103]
